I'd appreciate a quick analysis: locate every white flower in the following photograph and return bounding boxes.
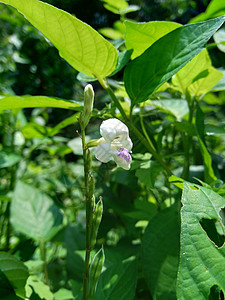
[95,118,133,170]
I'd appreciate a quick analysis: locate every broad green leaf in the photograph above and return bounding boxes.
[0,152,21,168]
[149,99,189,120]
[65,224,85,282]
[142,205,180,299]
[190,0,225,23]
[77,50,132,82]
[172,49,223,96]
[99,27,124,40]
[95,257,137,300]
[11,181,63,242]
[0,252,29,298]
[121,5,140,15]
[0,0,118,78]
[177,182,225,299]
[21,122,53,139]
[123,198,157,221]
[135,160,162,189]
[26,275,53,300]
[0,270,16,299]
[174,121,196,136]
[0,95,82,112]
[214,28,225,52]
[125,20,181,59]
[169,175,184,189]
[211,69,225,91]
[54,288,74,300]
[124,16,225,105]
[100,0,128,14]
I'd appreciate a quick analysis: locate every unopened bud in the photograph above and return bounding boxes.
[89,198,103,249]
[88,247,105,298]
[83,84,94,127]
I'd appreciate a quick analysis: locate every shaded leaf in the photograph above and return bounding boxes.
[0,270,17,300]
[135,160,162,189]
[214,28,225,52]
[21,123,53,139]
[142,205,180,299]
[149,99,189,120]
[0,152,21,168]
[177,182,225,299]
[11,181,63,242]
[0,252,29,298]
[95,257,137,300]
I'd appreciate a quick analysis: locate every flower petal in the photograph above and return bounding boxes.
[112,136,133,152]
[100,118,129,143]
[113,148,132,170]
[95,143,113,163]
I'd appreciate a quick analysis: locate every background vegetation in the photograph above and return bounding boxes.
[1,0,225,299]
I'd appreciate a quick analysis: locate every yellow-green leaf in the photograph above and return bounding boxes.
[124,20,181,59]
[172,49,223,96]
[0,95,82,112]
[0,0,118,78]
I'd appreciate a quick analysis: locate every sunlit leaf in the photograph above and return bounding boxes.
[124,16,225,105]
[125,20,181,59]
[172,49,223,96]
[0,95,82,112]
[100,0,128,14]
[0,0,118,78]
[211,69,225,91]
[26,275,53,300]
[190,0,225,23]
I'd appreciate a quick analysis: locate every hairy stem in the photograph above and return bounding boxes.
[81,127,91,300]
[40,239,49,285]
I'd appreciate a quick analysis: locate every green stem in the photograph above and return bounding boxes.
[81,126,91,300]
[182,97,195,180]
[98,78,173,176]
[40,239,49,285]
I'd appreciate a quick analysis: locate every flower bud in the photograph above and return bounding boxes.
[89,198,103,249]
[88,247,105,298]
[83,84,94,127]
